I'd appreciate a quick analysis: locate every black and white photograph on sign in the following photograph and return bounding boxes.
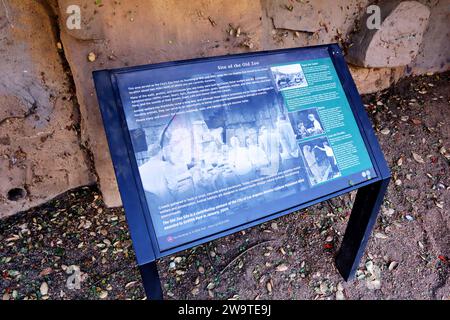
[288,108,325,140]
[134,106,307,212]
[124,74,310,241]
[270,63,308,91]
[299,137,341,186]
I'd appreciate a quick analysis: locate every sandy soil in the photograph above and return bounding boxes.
[0,72,448,300]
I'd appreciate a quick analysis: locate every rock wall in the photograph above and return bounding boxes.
[0,1,94,218]
[1,0,448,215]
[57,0,263,207]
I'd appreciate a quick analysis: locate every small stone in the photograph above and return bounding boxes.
[383,208,395,216]
[198,266,205,274]
[99,290,108,299]
[412,152,425,164]
[319,281,330,295]
[388,261,398,271]
[375,232,388,239]
[125,281,137,289]
[206,282,215,290]
[174,257,182,264]
[336,290,345,300]
[191,287,199,296]
[271,222,278,231]
[418,241,424,250]
[39,267,53,277]
[40,282,49,296]
[87,52,96,62]
[366,278,381,290]
[266,281,272,293]
[275,264,288,272]
[380,128,390,135]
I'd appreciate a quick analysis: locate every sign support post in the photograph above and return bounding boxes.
[139,262,163,300]
[335,178,390,280]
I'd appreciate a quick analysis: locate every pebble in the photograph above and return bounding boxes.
[174,257,182,263]
[388,261,398,271]
[400,116,409,122]
[375,232,388,239]
[266,281,272,293]
[87,52,96,62]
[40,282,49,296]
[275,264,288,272]
[336,283,345,300]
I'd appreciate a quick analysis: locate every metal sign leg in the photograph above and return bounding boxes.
[139,261,163,300]
[335,178,390,280]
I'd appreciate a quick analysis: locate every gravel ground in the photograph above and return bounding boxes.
[0,72,449,300]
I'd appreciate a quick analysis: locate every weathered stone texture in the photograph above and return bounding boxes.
[0,0,444,214]
[55,0,449,208]
[0,1,94,218]
[347,1,431,68]
[349,65,405,94]
[409,0,450,74]
[57,0,263,207]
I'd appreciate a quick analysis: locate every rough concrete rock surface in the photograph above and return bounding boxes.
[57,0,263,207]
[347,1,431,68]
[56,0,448,208]
[409,0,450,74]
[0,0,94,218]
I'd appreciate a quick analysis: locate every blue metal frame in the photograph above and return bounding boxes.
[93,44,390,299]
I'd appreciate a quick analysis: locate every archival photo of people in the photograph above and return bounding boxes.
[299,137,341,186]
[270,63,308,92]
[288,108,325,140]
[129,86,308,220]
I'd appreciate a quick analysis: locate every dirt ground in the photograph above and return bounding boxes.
[0,72,449,300]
